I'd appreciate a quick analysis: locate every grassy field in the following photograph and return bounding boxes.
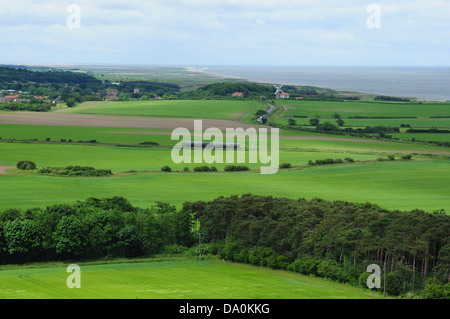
[0,258,381,299]
[0,142,384,171]
[1,157,448,212]
[1,97,449,300]
[1,121,449,212]
[0,124,175,147]
[273,99,450,144]
[56,100,263,121]
[279,100,450,118]
[279,117,450,130]
[1,123,448,154]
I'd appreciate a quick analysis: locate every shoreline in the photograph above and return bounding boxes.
[184,66,245,81]
[183,66,450,102]
[2,63,448,102]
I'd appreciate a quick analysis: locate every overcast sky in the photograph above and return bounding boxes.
[0,0,449,66]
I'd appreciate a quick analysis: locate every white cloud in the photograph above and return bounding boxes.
[0,0,448,65]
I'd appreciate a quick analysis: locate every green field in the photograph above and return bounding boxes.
[1,155,448,212]
[1,120,449,212]
[1,96,450,300]
[0,142,383,171]
[279,117,450,130]
[57,100,263,121]
[274,99,450,144]
[279,100,450,119]
[0,258,381,299]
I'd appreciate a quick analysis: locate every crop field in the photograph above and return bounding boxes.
[275,99,450,146]
[279,100,450,119]
[0,259,381,299]
[57,100,263,121]
[279,117,450,130]
[0,97,449,300]
[1,147,448,212]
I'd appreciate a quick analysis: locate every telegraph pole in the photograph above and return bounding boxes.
[197,233,204,260]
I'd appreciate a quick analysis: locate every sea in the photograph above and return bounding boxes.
[196,66,450,101]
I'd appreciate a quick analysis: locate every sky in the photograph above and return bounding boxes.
[0,0,449,66]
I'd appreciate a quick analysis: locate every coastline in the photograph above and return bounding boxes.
[183,66,450,102]
[184,66,245,81]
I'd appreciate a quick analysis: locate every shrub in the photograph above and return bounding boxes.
[279,163,292,169]
[423,278,447,299]
[344,157,354,162]
[248,247,276,267]
[290,258,321,276]
[221,241,240,262]
[38,166,112,177]
[236,248,251,264]
[16,160,36,170]
[161,165,172,172]
[193,166,211,172]
[387,155,395,161]
[309,158,345,166]
[163,244,188,255]
[269,255,290,270]
[317,259,342,281]
[358,272,372,289]
[139,141,159,146]
[210,166,218,172]
[385,272,404,296]
[224,165,249,172]
[183,167,189,172]
[401,154,412,160]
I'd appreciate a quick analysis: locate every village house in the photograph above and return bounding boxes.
[106,89,118,100]
[4,95,21,102]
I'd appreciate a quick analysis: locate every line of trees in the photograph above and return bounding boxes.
[1,194,448,298]
[182,194,450,297]
[38,166,113,177]
[0,197,194,264]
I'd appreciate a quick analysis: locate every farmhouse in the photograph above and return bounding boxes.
[232,92,244,97]
[278,92,290,99]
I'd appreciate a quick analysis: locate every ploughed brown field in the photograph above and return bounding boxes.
[0,112,377,143]
[0,112,262,131]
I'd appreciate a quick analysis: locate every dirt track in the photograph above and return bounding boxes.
[0,165,14,175]
[0,112,265,131]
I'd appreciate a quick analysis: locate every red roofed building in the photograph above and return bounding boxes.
[106,89,118,100]
[232,92,244,97]
[4,95,20,102]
